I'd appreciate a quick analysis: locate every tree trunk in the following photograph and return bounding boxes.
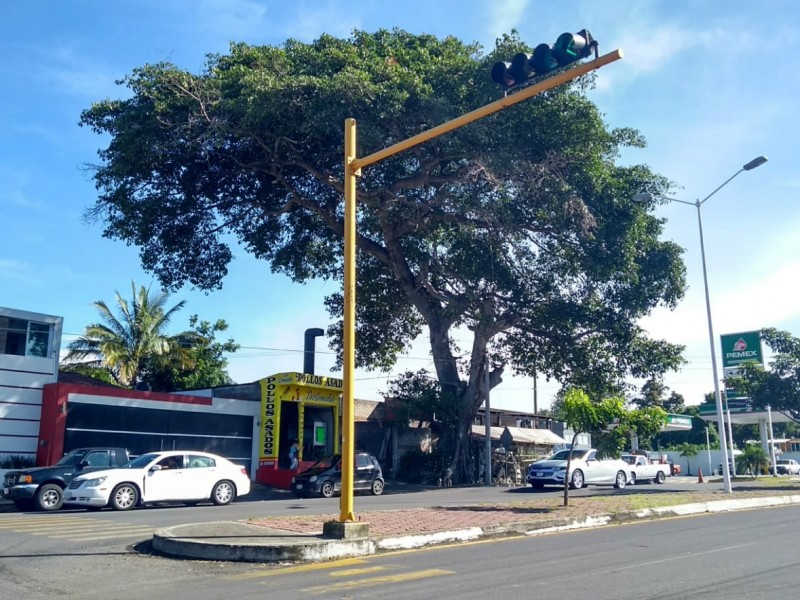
[563,432,581,507]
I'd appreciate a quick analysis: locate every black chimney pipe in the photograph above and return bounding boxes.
[303,328,324,374]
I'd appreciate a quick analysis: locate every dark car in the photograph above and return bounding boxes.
[291,453,384,498]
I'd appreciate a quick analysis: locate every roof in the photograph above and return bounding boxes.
[57,370,121,388]
[471,424,566,446]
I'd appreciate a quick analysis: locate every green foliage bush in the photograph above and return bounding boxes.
[0,454,36,469]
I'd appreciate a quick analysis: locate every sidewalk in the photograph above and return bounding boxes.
[152,484,800,563]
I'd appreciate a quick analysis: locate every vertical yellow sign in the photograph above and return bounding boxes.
[260,376,282,464]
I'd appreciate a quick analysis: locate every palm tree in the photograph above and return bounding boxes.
[738,445,769,478]
[675,442,699,476]
[65,282,200,388]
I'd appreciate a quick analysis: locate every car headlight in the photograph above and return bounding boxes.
[83,476,107,487]
[291,477,296,483]
[555,466,566,472]
[20,475,33,484]
[309,475,318,483]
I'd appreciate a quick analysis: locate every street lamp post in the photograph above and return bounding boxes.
[633,155,768,494]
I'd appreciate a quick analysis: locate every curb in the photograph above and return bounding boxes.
[152,494,800,563]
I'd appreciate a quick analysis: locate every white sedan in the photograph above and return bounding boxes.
[64,451,251,511]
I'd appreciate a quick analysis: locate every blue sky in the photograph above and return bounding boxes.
[2,0,798,413]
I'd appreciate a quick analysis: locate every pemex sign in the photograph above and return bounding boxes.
[720,331,763,402]
[720,331,764,368]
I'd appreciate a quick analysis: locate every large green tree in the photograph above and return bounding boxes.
[727,328,800,422]
[141,315,239,392]
[633,378,685,413]
[80,30,686,479]
[64,283,201,388]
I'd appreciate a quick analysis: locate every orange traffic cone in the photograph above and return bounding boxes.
[697,467,705,483]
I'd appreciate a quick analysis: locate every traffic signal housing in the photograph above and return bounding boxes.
[491,29,597,90]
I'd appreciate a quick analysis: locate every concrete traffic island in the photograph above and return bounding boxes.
[152,521,377,563]
[151,488,800,564]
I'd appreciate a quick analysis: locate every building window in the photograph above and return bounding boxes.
[0,317,51,358]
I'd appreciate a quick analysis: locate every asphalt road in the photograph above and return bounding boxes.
[1,496,796,600]
[0,477,725,550]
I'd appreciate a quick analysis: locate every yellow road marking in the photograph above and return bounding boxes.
[51,530,154,541]
[302,568,453,593]
[329,566,387,577]
[47,528,154,540]
[13,523,118,532]
[227,557,368,580]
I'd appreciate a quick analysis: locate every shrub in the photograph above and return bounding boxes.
[0,454,36,469]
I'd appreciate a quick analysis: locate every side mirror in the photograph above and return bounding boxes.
[150,465,162,472]
[77,460,89,469]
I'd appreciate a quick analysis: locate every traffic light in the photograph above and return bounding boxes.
[491,29,597,90]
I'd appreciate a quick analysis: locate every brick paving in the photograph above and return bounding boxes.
[248,486,799,537]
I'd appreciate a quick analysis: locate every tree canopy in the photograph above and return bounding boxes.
[727,328,800,422]
[80,29,687,478]
[141,315,239,392]
[557,388,666,505]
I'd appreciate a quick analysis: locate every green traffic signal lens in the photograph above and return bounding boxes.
[531,43,558,75]
[553,30,593,66]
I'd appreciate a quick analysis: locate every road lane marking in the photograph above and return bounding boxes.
[227,557,368,580]
[0,516,153,540]
[302,568,454,593]
[329,566,388,577]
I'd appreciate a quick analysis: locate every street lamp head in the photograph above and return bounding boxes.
[743,156,768,171]
[631,192,652,203]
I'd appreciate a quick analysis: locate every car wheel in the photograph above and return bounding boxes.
[320,481,335,498]
[35,483,64,511]
[629,472,637,485]
[614,470,627,489]
[371,479,384,496]
[110,483,138,511]
[570,470,584,490]
[655,471,666,484]
[211,481,236,506]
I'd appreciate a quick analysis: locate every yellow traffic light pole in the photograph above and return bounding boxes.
[339,49,623,523]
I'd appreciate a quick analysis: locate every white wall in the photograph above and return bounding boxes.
[663,449,800,476]
[0,306,63,458]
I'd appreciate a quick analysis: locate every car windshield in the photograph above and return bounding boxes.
[777,460,790,465]
[621,456,636,465]
[310,455,341,470]
[548,450,588,461]
[121,453,160,469]
[55,449,87,466]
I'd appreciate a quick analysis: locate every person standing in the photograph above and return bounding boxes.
[288,439,300,470]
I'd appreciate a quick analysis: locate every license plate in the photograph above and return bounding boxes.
[535,472,543,477]
[295,484,303,490]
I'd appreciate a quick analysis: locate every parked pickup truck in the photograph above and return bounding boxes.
[2,447,130,511]
[527,448,631,490]
[620,454,670,484]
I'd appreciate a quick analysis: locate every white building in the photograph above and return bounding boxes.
[0,306,63,460]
